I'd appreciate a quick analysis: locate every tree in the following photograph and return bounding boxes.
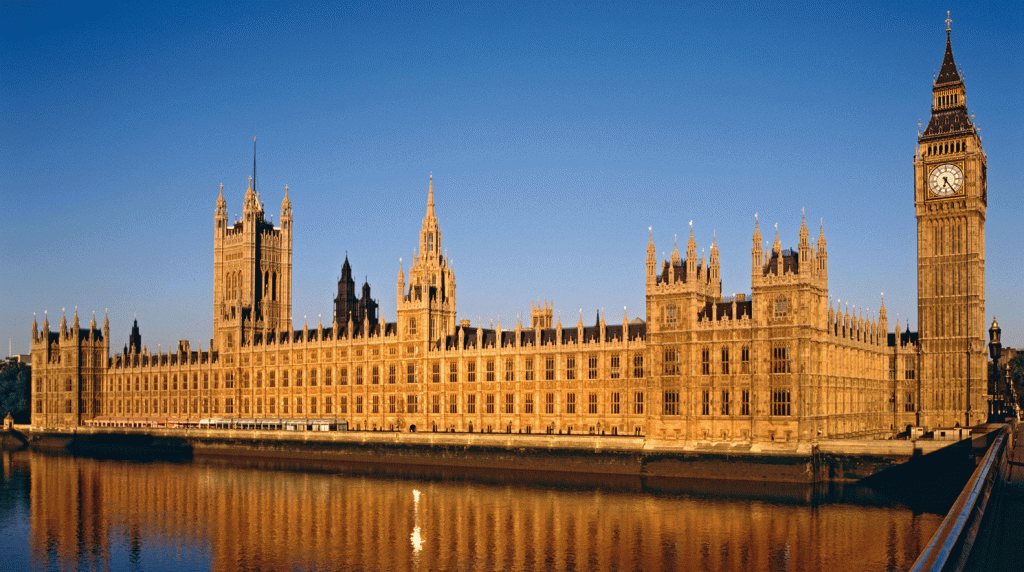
[0,360,31,423]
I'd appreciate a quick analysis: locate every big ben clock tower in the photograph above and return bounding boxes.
[915,13,987,428]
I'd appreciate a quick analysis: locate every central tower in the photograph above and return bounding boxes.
[914,16,987,428]
[213,175,293,352]
[396,175,457,347]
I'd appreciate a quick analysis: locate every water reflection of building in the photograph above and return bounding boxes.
[24,452,940,571]
[30,20,990,440]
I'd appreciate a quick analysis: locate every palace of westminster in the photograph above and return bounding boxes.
[29,23,992,441]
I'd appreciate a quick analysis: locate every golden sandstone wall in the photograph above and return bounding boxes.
[28,24,988,442]
[28,205,920,442]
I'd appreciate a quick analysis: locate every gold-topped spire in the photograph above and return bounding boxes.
[945,10,952,32]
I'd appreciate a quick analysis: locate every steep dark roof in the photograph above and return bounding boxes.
[922,31,974,139]
[935,31,962,86]
[698,300,752,321]
[764,249,798,276]
[887,328,919,347]
[922,107,973,139]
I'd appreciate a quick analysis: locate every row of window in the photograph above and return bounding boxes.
[42,387,798,418]
[934,92,959,108]
[926,140,965,156]
[43,391,653,418]
[80,354,650,395]
[888,356,918,380]
[663,346,786,375]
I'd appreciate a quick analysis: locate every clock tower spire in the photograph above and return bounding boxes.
[914,14,987,429]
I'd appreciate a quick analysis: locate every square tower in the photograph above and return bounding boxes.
[914,20,987,428]
[212,179,292,351]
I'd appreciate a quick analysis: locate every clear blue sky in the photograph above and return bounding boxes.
[2,0,1022,355]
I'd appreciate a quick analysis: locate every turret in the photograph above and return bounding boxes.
[817,220,828,278]
[709,232,720,284]
[397,259,405,302]
[751,216,763,277]
[646,229,656,285]
[798,212,810,265]
[686,223,697,278]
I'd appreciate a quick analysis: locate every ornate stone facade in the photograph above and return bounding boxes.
[28,24,987,440]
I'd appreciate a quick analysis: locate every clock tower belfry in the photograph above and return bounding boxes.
[914,14,987,428]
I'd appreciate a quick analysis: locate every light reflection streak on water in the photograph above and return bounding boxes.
[411,488,423,554]
[0,450,950,572]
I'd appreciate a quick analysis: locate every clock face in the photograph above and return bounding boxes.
[928,163,963,197]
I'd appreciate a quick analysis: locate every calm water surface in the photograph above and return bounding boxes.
[0,450,945,572]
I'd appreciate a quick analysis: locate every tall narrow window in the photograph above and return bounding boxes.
[701,347,710,375]
[741,347,750,373]
[771,390,791,416]
[566,358,576,380]
[721,347,730,374]
[772,345,791,374]
[634,392,644,415]
[721,390,730,415]
[611,392,620,414]
[663,391,679,415]
[664,350,679,375]
[588,355,598,379]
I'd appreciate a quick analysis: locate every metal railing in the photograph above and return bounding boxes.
[910,425,1011,572]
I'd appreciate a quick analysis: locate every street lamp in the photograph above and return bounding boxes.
[988,317,1002,419]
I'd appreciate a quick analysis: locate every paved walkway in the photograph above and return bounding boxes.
[965,422,1024,572]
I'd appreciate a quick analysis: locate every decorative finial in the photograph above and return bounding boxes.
[945,10,952,32]
[689,220,693,228]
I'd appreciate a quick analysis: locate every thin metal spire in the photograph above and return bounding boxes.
[253,137,257,194]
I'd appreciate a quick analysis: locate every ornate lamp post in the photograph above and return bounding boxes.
[988,317,1002,420]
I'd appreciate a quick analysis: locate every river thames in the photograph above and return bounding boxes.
[0,450,948,572]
